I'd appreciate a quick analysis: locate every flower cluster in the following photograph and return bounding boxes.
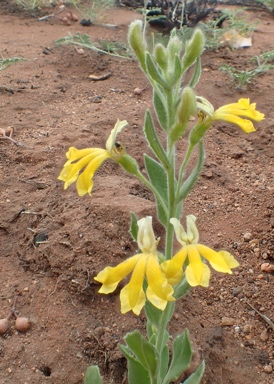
[95,217,175,315]
[94,215,239,314]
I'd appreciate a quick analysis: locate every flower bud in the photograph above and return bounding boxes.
[181,29,204,72]
[137,217,157,253]
[154,43,168,72]
[128,20,146,71]
[167,35,183,63]
[170,87,197,142]
[116,154,141,177]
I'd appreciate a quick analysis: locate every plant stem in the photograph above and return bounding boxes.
[156,302,174,353]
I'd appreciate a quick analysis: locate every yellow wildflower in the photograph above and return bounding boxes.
[94,217,175,315]
[197,97,264,133]
[58,119,128,196]
[161,216,239,287]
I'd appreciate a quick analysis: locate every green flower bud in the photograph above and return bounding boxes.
[128,20,146,71]
[181,29,205,72]
[154,43,168,72]
[116,154,141,176]
[170,87,197,143]
[167,35,183,63]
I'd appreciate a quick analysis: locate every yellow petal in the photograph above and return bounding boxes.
[215,107,264,122]
[196,244,233,273]
[160,247,187,286]
[186,245,210,287]
[65,147,103,163]
[105,119,128,152]
[76,152,109,196]
[146,254,175,311]
[94,254,141,294]
[58,149,106,189]
[185,263,210,287]
[120,254,147,315]
[217,251,239,269]
[213,113,256,133]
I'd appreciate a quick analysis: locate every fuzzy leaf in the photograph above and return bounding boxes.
[177,142,205,202]
[144,154,168,225]
[163,330,193,384]
[144,109,169,168]
[145,300,163,328]
[153,90,168,132]
[161,344,169,380]
[120,344,150,384]
[84,366,102,384]
[146,52,170,89]
[174,276,191,299]
[124,331,159,381]
[188,57,202,88]
[181,361,205,384]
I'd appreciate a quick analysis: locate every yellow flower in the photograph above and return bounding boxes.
[197,97,264,133]
[213,98,264,133]
[58,119,128,196]
[94,217,175,315]
[161,216,239,287]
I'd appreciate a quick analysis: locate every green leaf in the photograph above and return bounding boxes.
[177,142,205,202]
[168,54,182,86]
[129,212,138,241]
[144,110,170,168]
[120,344,150,384]
[145,299,163,328]
[153,90,168,132]
[124,330,159,380]
[144,155,168,204]
[84,366,102,384]
[160,345,169,380]
[181,361,205,384]
[146,52,170,90]
[163,330,193,384]
[174,275,191,299]
[144,154,168,225]
[188,56,202,88]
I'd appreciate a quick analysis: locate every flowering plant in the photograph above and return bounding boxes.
[58,20,264,384]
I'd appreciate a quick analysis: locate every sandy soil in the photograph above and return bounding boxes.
[0,1,273,383]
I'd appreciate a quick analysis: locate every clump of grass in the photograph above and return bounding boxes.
[75,0,115,23]
[0,57,26,71]
[219,51,274,89]
[14,0,51,10]
[55,33,132,59]
[255,0,274,12]
[14,0,81,11]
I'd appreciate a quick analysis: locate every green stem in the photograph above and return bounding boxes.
[165,158,176,260]
[156,302,175,353]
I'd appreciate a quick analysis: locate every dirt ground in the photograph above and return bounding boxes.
[0,1,274,383]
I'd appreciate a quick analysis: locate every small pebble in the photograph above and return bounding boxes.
[260,330,268,342]
[243,324,253,334]
[243,232,253,241]
[263,365,272,374]
[221,317,234,326]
